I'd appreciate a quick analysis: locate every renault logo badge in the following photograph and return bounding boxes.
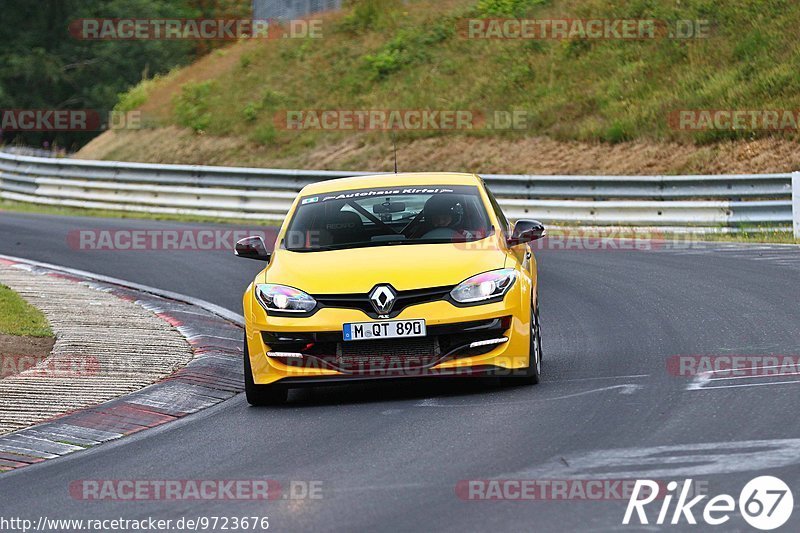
[369,285,397,314]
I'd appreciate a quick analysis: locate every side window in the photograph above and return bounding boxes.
[485,186,509,234]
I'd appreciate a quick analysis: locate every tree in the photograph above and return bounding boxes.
[0,0,246,150]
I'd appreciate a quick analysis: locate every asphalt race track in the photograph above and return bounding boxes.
[1,211,799,531]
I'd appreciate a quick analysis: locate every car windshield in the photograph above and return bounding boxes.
[284,185,492,252]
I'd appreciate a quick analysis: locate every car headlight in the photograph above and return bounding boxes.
[450,269,518,304]
[255,284,316,313]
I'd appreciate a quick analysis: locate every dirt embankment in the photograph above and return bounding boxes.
[77,128,800,175]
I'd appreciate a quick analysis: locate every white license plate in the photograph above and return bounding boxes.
[343,319,426,341]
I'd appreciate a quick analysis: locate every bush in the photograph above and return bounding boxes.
[261,89,287,108]
[603,121,632,144]
[340,0,381,32]
[364,48,405,80]
[250,123,277,145]
[173,81,215,133]
[114,75,164,113]
[338,0,403,33]
[242,102,259,122]
[363,24,453,80]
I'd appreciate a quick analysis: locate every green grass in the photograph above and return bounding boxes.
[695,229,800,245]
[0,284,52,337]
[116,0,800,153]
[0,199,280,227]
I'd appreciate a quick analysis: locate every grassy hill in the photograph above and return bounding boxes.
[78,0,800,174]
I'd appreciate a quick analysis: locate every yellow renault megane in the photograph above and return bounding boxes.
[235,172,546,405]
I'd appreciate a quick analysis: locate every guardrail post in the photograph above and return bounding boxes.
[793,172,800,239]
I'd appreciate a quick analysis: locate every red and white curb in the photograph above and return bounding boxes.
[0,255,244,473]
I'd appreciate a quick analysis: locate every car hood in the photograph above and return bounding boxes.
[262,240,508,294]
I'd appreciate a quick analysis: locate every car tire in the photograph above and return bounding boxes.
[244,341,288,405]
[506,304,542,386]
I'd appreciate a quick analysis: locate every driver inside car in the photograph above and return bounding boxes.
[419,195,463,239]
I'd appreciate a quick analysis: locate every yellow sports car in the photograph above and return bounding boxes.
[235,172,546,405]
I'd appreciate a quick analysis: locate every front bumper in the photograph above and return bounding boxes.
[245,286,532,386]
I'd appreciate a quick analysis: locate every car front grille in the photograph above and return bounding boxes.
[262,317,510,373]
[336,337,440,372]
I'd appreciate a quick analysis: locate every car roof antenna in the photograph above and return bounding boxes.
[392,131,398,174]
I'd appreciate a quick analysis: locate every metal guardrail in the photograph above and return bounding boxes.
[1,151,798,235]
[794,174,800,237]
[1,146,70,158]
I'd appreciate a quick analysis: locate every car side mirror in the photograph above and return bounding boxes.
[235,236,271,262]
[507,220,546,246]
